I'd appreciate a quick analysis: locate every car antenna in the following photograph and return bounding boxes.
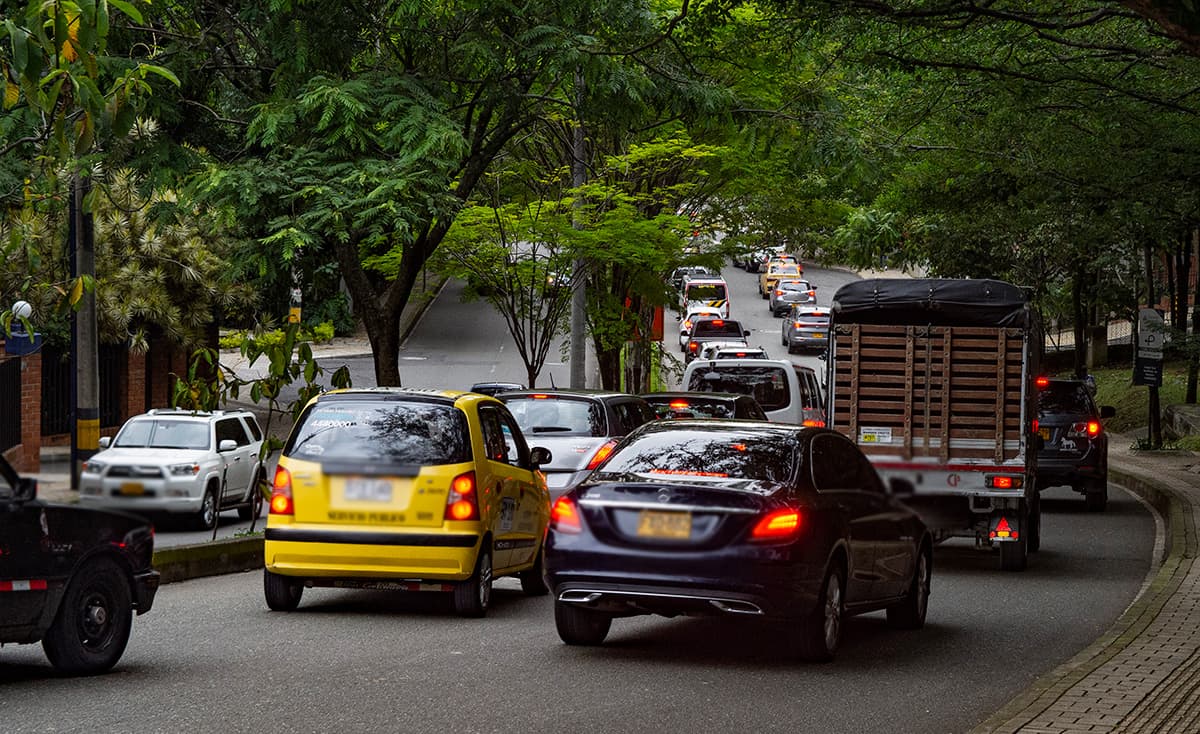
[550,371,557,389]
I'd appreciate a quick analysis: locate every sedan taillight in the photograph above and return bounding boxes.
[750,509,802,541]
[586,440,619,470]
[550,496,582,533]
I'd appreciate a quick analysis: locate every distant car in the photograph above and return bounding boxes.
[78,408,266,529]
[470,382,525,396]
[640,391,768,420]
[759,262,803,298]
[684,318,752,363]
[544,421,933,661]
[678,306,723,350]
[1035,377,1116,512]
[670,265,719,291]
[498,390,657,498]
[696,341,769,361]
[0,454,159,675]
[681,277,730,319]
[782,305,831,354]
[263,388,553,617]
[683,358,826,427]
[769,279,817,316]
[749,249,798,274]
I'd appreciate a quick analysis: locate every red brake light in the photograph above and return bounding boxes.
[711,320,724,327]
[1036,376,1050,389]
[1087,420,1101,437]
[669,400,689,409]
[586,440,618,470]
[683,319,693,329]
[1032,419,1039,433]
[802,419,826,427]
[774,289,783,296]
[269,466,294,515]
[986,475,1023,489]
[688,341,699,352]
[551,496,582,533]
[533,394,549,399]
[751,509,802,540]
[444,471,479,521]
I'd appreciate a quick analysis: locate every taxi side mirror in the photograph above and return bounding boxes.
[530,446,552,467]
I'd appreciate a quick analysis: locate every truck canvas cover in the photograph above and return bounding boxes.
[831,278,1029,328]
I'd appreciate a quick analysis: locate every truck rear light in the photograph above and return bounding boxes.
[1035,376,1050,389]
[550,496,582,533]
[269,466,294,515]
[586,440,618,470]
[444,471,479,521]
[750,509,802,541]
[985,475,1023,490]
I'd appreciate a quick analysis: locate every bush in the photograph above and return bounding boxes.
[219,322,337,351]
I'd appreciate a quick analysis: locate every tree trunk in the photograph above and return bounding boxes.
[1174,233,1191,332]
[593,337,621,391]
[1189,228,1199,404]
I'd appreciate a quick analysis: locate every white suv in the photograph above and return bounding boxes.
[79,408,265,529]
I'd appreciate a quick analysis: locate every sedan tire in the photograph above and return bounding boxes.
[453,547,493,618]
[795,562,845,663]
[886,547,931,630]
[554,601,612,646]
[264,570,304,611]
[42,557,133,676]
[519,546,550,596]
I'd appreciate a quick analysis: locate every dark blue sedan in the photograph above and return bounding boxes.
[544,421,932,662]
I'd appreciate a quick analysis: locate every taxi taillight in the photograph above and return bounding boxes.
[445,471,479,521]
[586,439,618,470]
[750,509,802,541]
[550,496,582,533]
[269,466,294,515]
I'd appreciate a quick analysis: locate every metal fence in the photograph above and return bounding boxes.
[42,345,125,435]
[0,358,20,452]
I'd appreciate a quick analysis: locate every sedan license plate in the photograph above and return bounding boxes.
[1039,427,1050,440]
[344,478,393,503]
[119,482,144,496]
[637,510,691,539]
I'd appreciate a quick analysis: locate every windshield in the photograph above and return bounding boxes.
[284,400,471,464]
[686,284,726,300]
[593,426,797,483]
[688,364,791,412]
[114,420,210,450]
[504,397,608,437]
[1039,382,1095,415]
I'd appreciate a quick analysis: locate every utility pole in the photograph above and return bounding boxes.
[1143,242,1162,447]
[71,175,99,487]
[569,68,588,389]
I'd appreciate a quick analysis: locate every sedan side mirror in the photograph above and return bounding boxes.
[218,439,238,453]
[1100,405,1116,419]
[743,329,751,337]
[530,446,552,467]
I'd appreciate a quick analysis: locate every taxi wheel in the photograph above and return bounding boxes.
[555,601,612,645]
[264,570,303,611]
[454,547,493,618]
[519,546,550,596]
[42,557,133,675]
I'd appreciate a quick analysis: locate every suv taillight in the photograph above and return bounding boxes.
[269,466,294,515]
[688,341,700,353]
[444,471,479,521]
[1068,421,1102,438]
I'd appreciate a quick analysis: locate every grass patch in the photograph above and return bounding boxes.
[1086,359,1193,433]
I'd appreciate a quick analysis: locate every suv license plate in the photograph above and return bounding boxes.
[637,510,691,539]
[344,478,393,503]
[119,482,144,496]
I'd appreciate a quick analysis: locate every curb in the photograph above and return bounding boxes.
[969,460,1196,733]
[153,536,264,584]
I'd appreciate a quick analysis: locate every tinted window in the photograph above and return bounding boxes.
[284,400,471,465]
[686,283,726,301]
[478,406,510,464]
[647,397,739,420]
[779,281,811,292]
[692,320,745,338]
[216,418,250,447]
[504,397,608,437]
[688,364,791,412]
[592,427,798,483]
[243,415,263,441]
[811,435,884,493]
[770,264,800,275]
[115,419,210,450]
[1038,382,1095,414]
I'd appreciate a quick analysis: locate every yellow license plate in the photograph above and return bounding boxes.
[119,482,144,496]
[1039,427,1050,440]
[813,332,826,338]
[637,510,691,539]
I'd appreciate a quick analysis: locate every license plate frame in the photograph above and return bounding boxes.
[344,477,394,503]
[637,510,692,539]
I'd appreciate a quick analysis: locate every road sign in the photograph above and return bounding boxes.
[1138,308,1167,350]
[1133,355,1163,386]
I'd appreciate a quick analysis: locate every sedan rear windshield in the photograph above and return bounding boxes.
[692,320,745,338]
[592,427,796,483]
[504,397,608,437]
[647,398,740,420]
[115,420,210,450]
[688,364,791,412]
[284,400,471,465]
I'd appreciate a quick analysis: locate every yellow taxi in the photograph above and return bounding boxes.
[759,260,803,298]
[263,388,552,617]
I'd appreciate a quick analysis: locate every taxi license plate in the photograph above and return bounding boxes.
[344,478,393,502]
[119,482,144,496]
[1039,427,1050,440]
[637,510,691,539]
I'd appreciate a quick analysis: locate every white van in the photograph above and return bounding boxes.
[681,277,730,319]
[682,358,825,426]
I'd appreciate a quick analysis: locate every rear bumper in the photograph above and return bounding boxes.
[134,569,160,615]
[264,528,481,581]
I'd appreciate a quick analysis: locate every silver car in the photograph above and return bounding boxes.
[769,279,817,316]
[782,305,831,354]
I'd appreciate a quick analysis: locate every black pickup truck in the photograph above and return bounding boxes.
[0,454,159,675]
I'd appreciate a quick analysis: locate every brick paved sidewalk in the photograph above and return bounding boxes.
[972,437,1200,734]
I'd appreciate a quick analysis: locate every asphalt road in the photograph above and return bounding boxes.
[0,485,1152,734]
[3,262,1157,733]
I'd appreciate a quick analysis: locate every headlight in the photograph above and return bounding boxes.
[168,463,201,476]
[82,460,105,474]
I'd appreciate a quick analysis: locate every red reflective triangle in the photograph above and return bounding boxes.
[995,517,1012,533]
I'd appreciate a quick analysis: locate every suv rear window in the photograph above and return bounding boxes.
[1039,382,1096,414]
[688,364,791,412]
[686,283,726,300]
[504,396,608,437]
[592,427,797,483]
[692,320,745,338]
[284,400,471,465]
[115,419,210,450]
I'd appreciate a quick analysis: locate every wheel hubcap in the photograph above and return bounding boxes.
[916,555,929,619]
[824,575,842,651]
[80,591,112,649]
[479,554,492,608]
[203,494,215,526]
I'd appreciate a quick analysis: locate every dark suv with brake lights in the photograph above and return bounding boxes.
[1035,377,1116,512]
